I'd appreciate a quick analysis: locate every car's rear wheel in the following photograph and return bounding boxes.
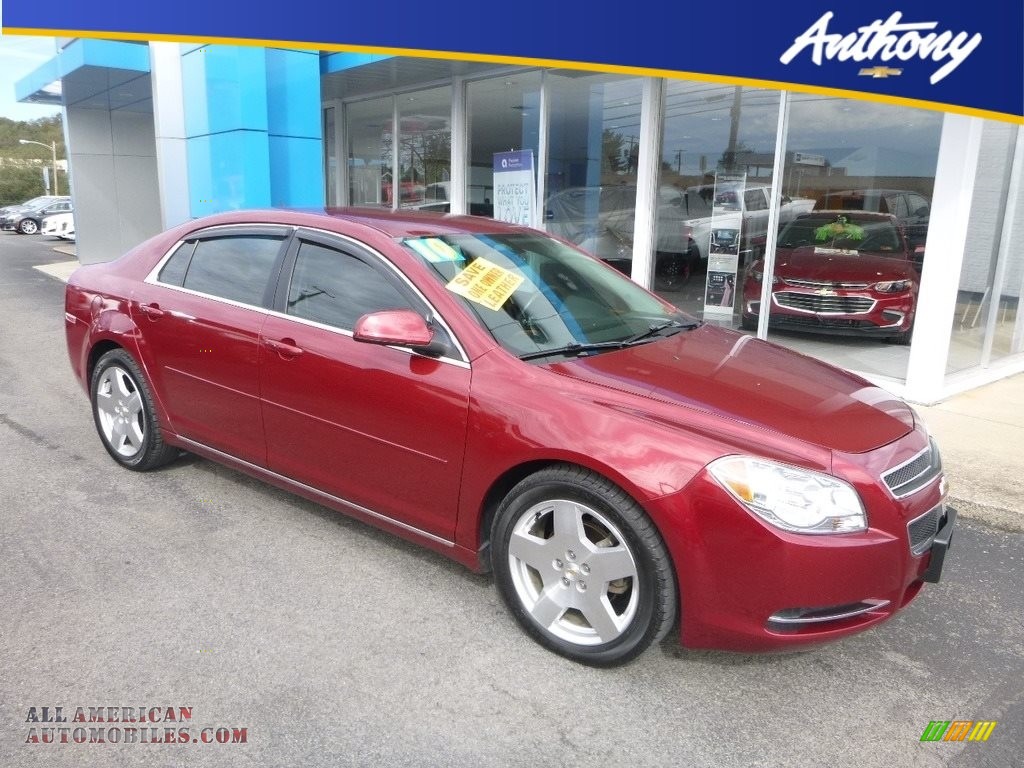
[91,349,178,471]
[18,218,38,234]
[491,466,676,666]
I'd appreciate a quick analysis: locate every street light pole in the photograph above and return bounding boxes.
[18,139,60,196]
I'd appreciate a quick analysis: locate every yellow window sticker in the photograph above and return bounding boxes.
[446,257,525,311]
[407,237,463,263]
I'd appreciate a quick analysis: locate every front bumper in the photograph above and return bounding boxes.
[742,283,915,336]
[650,471,953,652]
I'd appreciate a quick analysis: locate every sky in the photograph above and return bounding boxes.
[0,32,61,121]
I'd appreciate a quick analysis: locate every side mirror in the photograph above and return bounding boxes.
[353,309,449,357]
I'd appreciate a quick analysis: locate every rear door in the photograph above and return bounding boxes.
[259,230,471,540]
[132,226,290,464]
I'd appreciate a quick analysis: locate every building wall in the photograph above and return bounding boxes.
[66,104,161,264]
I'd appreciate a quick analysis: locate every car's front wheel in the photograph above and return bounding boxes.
[18,218,38,234]
[491,466,676,666]
[90,349,178,470]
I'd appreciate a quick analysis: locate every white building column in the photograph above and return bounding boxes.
[149,42,191,228]
[631,77,664,290]
[904,114,985,403]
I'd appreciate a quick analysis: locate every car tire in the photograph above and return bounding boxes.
[18,218,38,235]
[654,253,691,292]
[491,465,677,666]
[90,349,178,471]
[741,315,758,332]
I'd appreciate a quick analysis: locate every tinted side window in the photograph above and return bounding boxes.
[157,242,195,286]
[287,242,412,330]
[182,235,284,306]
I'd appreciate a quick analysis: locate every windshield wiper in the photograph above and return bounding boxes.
[518,341,627,362]
[518,318,701,362]
[622,318,701,346]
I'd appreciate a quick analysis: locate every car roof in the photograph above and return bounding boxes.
[185,207,537,239]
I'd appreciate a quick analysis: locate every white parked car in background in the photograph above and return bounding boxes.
[41,211,75,241]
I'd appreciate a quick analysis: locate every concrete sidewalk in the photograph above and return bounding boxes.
[916,373,1024,532]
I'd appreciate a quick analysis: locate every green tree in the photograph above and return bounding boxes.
[0,114,68,204]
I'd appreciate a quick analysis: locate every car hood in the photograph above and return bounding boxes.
[775,246,914,282]
[548,324,914,454]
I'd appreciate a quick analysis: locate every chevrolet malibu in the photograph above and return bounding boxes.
[65,208,954,666]
[742,211,919,344]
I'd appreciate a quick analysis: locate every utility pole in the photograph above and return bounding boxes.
[19,139,60,196]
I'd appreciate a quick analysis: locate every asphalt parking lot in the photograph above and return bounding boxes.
[1,232,1022,768]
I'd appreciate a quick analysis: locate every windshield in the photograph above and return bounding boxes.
[777,216,903,255]
[402,232,689,359]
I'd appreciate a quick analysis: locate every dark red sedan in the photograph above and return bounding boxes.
[742,211,919,344]
[65,208,954,665]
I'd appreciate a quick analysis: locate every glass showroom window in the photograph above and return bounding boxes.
[947,121,1024,375]
[347,96,393,207]
[542,71,644,280]
[655,82,781,302]
[397,86,452,210]
[751,95,942,384]
[466,72,542,217]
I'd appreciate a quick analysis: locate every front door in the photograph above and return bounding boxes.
[259,233,470,540]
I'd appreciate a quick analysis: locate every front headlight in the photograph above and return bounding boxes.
[874,279,911,293]
[707,456,867,534]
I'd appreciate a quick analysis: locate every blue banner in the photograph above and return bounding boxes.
[3,2,1021,120]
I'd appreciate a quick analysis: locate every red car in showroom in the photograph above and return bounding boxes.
[65,208,953,665]
[742,211,919,344]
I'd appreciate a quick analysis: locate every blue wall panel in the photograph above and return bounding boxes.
[187,131,272,217]
[266,49,321,139]
[269,136,324,208]
[181,45,268,138]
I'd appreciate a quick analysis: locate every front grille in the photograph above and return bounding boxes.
[774,292,875,314]
[908,504,944,556]
[784,278,871,290]
[773,316,875,329]
[883,439,942,498]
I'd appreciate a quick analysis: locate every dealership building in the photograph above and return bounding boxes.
[16,38,1024,403]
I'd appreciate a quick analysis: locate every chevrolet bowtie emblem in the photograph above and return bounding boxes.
[858,66,903,78]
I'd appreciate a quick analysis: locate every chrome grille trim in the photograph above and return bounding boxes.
[907,504,944,556]
[774,292,875,315]
[883,440,942,499]
[783,278,871,290]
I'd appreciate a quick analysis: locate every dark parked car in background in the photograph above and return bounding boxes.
[1,197,72,234]
[0,194,63,220]
[65,208,953,665]
[742,211,919,344]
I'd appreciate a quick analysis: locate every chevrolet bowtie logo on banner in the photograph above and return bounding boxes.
[858,66,903,78]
